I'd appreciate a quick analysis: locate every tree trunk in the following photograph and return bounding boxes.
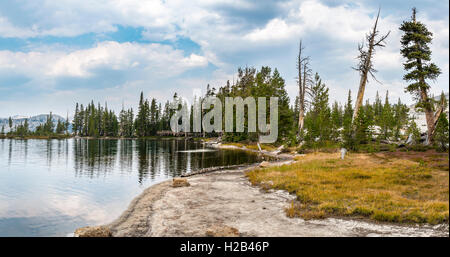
[298,59,309,135]
[421,87,443,144]
[298,66,306,132]
[297,42,304,134]
[353,71,369,121]
[420,88,433,144]
[431,105,444,139]
[298,105,304,132]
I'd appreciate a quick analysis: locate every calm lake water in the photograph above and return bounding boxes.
[0,138,262,237]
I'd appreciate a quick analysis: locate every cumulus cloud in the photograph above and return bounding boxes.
[0,16,38,38]
[0,0,448,116]
[0,41,208,78]
[245,18,301,43]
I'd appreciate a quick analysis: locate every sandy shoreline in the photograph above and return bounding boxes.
[102,158,448,237]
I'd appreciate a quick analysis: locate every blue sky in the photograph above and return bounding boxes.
[0,0,448,117]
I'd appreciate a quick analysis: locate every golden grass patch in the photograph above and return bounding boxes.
[246,151,449,224]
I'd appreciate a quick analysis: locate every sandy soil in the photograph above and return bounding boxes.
[106,162,448,237]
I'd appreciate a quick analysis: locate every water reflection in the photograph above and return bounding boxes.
[73,139,118,178]
[0,138,262,236]
[70,139,262,184]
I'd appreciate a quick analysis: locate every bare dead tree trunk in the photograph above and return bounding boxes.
[297,40,311,137]
[353,66,370,121]
[431,105,444,138]
[352,9,390,122]
[297,41,304,132]
[421,87,444,143]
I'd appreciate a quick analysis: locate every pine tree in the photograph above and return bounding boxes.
[407,117,422,145]
[150,98,158,135]
[373,91,383,124]
[82,105,88,136]
[102,103,108,136]
[379,91,394,139]
[119,106,134,137]
[136,92,146,137]
[97,102,103,136]
[342,90,355,149]
[162,101,171,130]
[157,102,162,131]
[65,112,69,134]
[119,107,127,137]
[400,8,442,143]
[44,113,55,134]
[363,99,375,140]
[304,73,331,143]
[330,101,343,141]
[144,99,151,136]
[79,104,86,136]
[392,98,409,140]
[128,108,134,137]
[354,106,370,145]
[434,92,449,151]
[73,103,79,135]
[8,117,12,131]
[270,68,293,141]
[14,118,30,137]
[434,113,449,151]
[56,119,65,134]
[24,119,29,134]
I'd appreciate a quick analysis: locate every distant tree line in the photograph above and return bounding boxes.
[1,113,69,137]
[71,95,173,138]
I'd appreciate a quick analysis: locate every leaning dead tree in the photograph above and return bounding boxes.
[296,40,312,136]
[352,9,390,122]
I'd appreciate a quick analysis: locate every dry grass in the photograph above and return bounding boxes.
[246,151,449,224]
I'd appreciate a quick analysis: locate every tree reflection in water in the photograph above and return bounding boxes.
[72,139,262,184]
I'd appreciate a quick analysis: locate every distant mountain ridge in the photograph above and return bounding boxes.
[0,114,72,133]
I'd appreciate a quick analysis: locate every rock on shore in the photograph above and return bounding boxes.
[74,226,112,237]
[172,178,190,187]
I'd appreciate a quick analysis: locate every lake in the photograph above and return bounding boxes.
[0,138,262,236]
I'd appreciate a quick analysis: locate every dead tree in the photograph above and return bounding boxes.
[297,40,312,136]
[352,9,390,122]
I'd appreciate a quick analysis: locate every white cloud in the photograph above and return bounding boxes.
[0,41,208,78]
[0,16,38,38]
[243,0,389,45]
[245,18,301,43]
[0,0,448,116]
